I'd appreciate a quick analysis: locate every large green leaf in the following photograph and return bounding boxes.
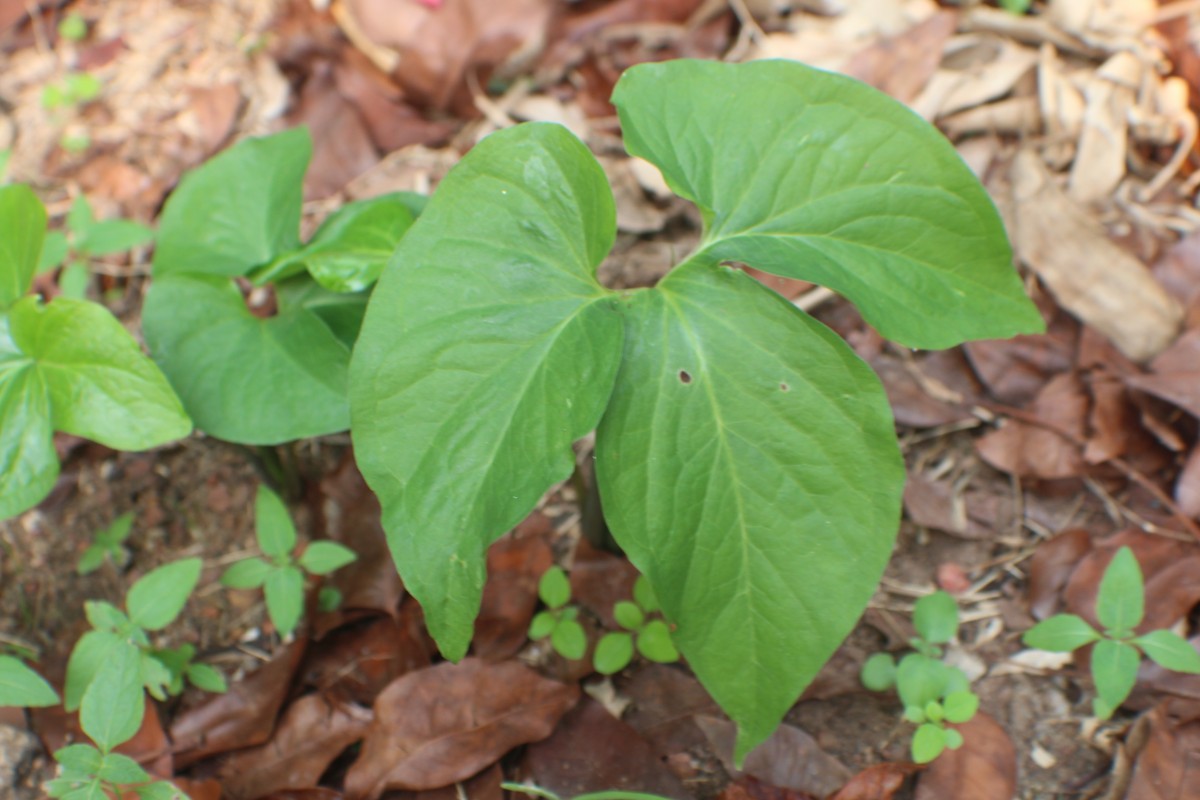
[6,297,191,449]
[0,328,57,519]
[142,273,355,443]
[79,640,144,752]
[611,59,1044,349]
[350,122,624,659]
[0,184,46,308]
[595,260,903,760]
[153,128,310,277]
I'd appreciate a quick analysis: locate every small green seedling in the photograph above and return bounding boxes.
[528,566,586,661]
[0,185,191,522]
[39,194,155,299]
[77,511,136,575]
[594,575,679,674]
[64,558,220,753]
[42,73,101,112]
[861,590,980,763]
[221,485,357,637]
[58,14,88,42]
[143,128,423,444]
[1023,546,1200,719]
[49,743,184,800]
[0,654,59,707]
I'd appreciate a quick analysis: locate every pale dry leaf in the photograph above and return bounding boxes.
[1010,149,1181,361]
[912,35,1038,121]
[1067,51,1140,203]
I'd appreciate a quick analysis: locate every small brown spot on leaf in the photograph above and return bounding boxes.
[679,370,692,384]
[780,383,790,392]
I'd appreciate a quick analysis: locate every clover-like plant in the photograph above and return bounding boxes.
[349,59,1043,759]
[1023,546,1200,718]
[861,590,980,762]
[0,184,191,521]
[594,575,679,675]
[143,128,422,444]
[64,558,220,754]
[221,484,357,637]
[38,193,155,299]
[528,566,586,660]
[77,511,136,575]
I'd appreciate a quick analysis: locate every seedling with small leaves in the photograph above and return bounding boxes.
[221,485,357,637]
[0,654,59,707]
[861,590,980,762]
[49,743,184,800]
[593,575,679,675]
[77,511,136,575]
[64,558,221,753]
[528,566,586,661]
[38,194,155,299]
[1023,546,1200,719]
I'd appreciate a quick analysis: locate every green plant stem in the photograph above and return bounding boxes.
[245,444,302,501]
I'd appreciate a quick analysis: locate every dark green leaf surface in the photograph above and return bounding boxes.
[596,260,903,759]
[551,618,587,660]
[0,334,57,519]
[221,558,271,589]
[612,59,1043,349]
[0,184,45,308]
[594,632,634,675]
[142,273,354,443]
[5,296,190,449]
[637,619,678,663]
[349,123,623,660]
[0,655,59,706]
[79,642,144,752]
[153,128,309,277]
[77,219,154,257]
[538,566,571,609]
[1096,547,1144,635]
[298,541,357,574]
[64,630,129,711]
[265,565,304,636]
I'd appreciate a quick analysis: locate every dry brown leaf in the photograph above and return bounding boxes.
[827,763,921,800]
[287,61,380,199]
[716,776,817,800]
[344,659,579,798]
[218,694,372,799]
[695,715,852,798]
[1027,528,1091,620]
[301,612,432,704]
[521,698,691,799]
[474,518,554,661]
[570,539,640,630]
[170,639,308,768]
[1009,149,1181,361]
[903,473,1010,540]
[914,713,1017,800]
[975,373,1088,479]
[1068,52,1139,203]
[1176,444,1200,518]
[1127,704,1200,799]
[963,304,1074,406]
[913,35,1038,121]
[842,11,957,105]
[333,50,456,154]
[622,663,721,756]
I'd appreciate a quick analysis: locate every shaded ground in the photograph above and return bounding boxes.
[4,1,1200,799]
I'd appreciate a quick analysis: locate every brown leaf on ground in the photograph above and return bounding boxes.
[288,60,380,199]
[1151,229,1200,327]
[1083,372,1140,464]
[342,0,556,114]
[474,518,554,661]
[903,472,1015,540]
[843,11,957,105]
[914,713,1017,800]
[976,373,1088,479]
[869,350,981,428]
[170,639,308,768]
[344,658,579,798]
[695,715,852,798]
[1009,149,1182,362]
[570,539,640,630]
[1126,329,1200,419]
[260,790,343,800]
[333,50,456,153]
[1127,704,1200,799]
[218,694,372,799]
[316,456,404,628]
[301,612,431,705]
[717,776,816,800]
[1027,528,1092,620]
[827,763,921,800]
[520,698,691,799]
[963,307,1075,407]
[179,84,242,155]
[622,664,720,756]
[1176,444,1200,518]
[392,764,504,800]
[173,778,224,800]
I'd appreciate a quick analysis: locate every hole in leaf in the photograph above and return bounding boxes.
[780,383,790,392]
[679,370,692,384]
[237,277,278,319]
